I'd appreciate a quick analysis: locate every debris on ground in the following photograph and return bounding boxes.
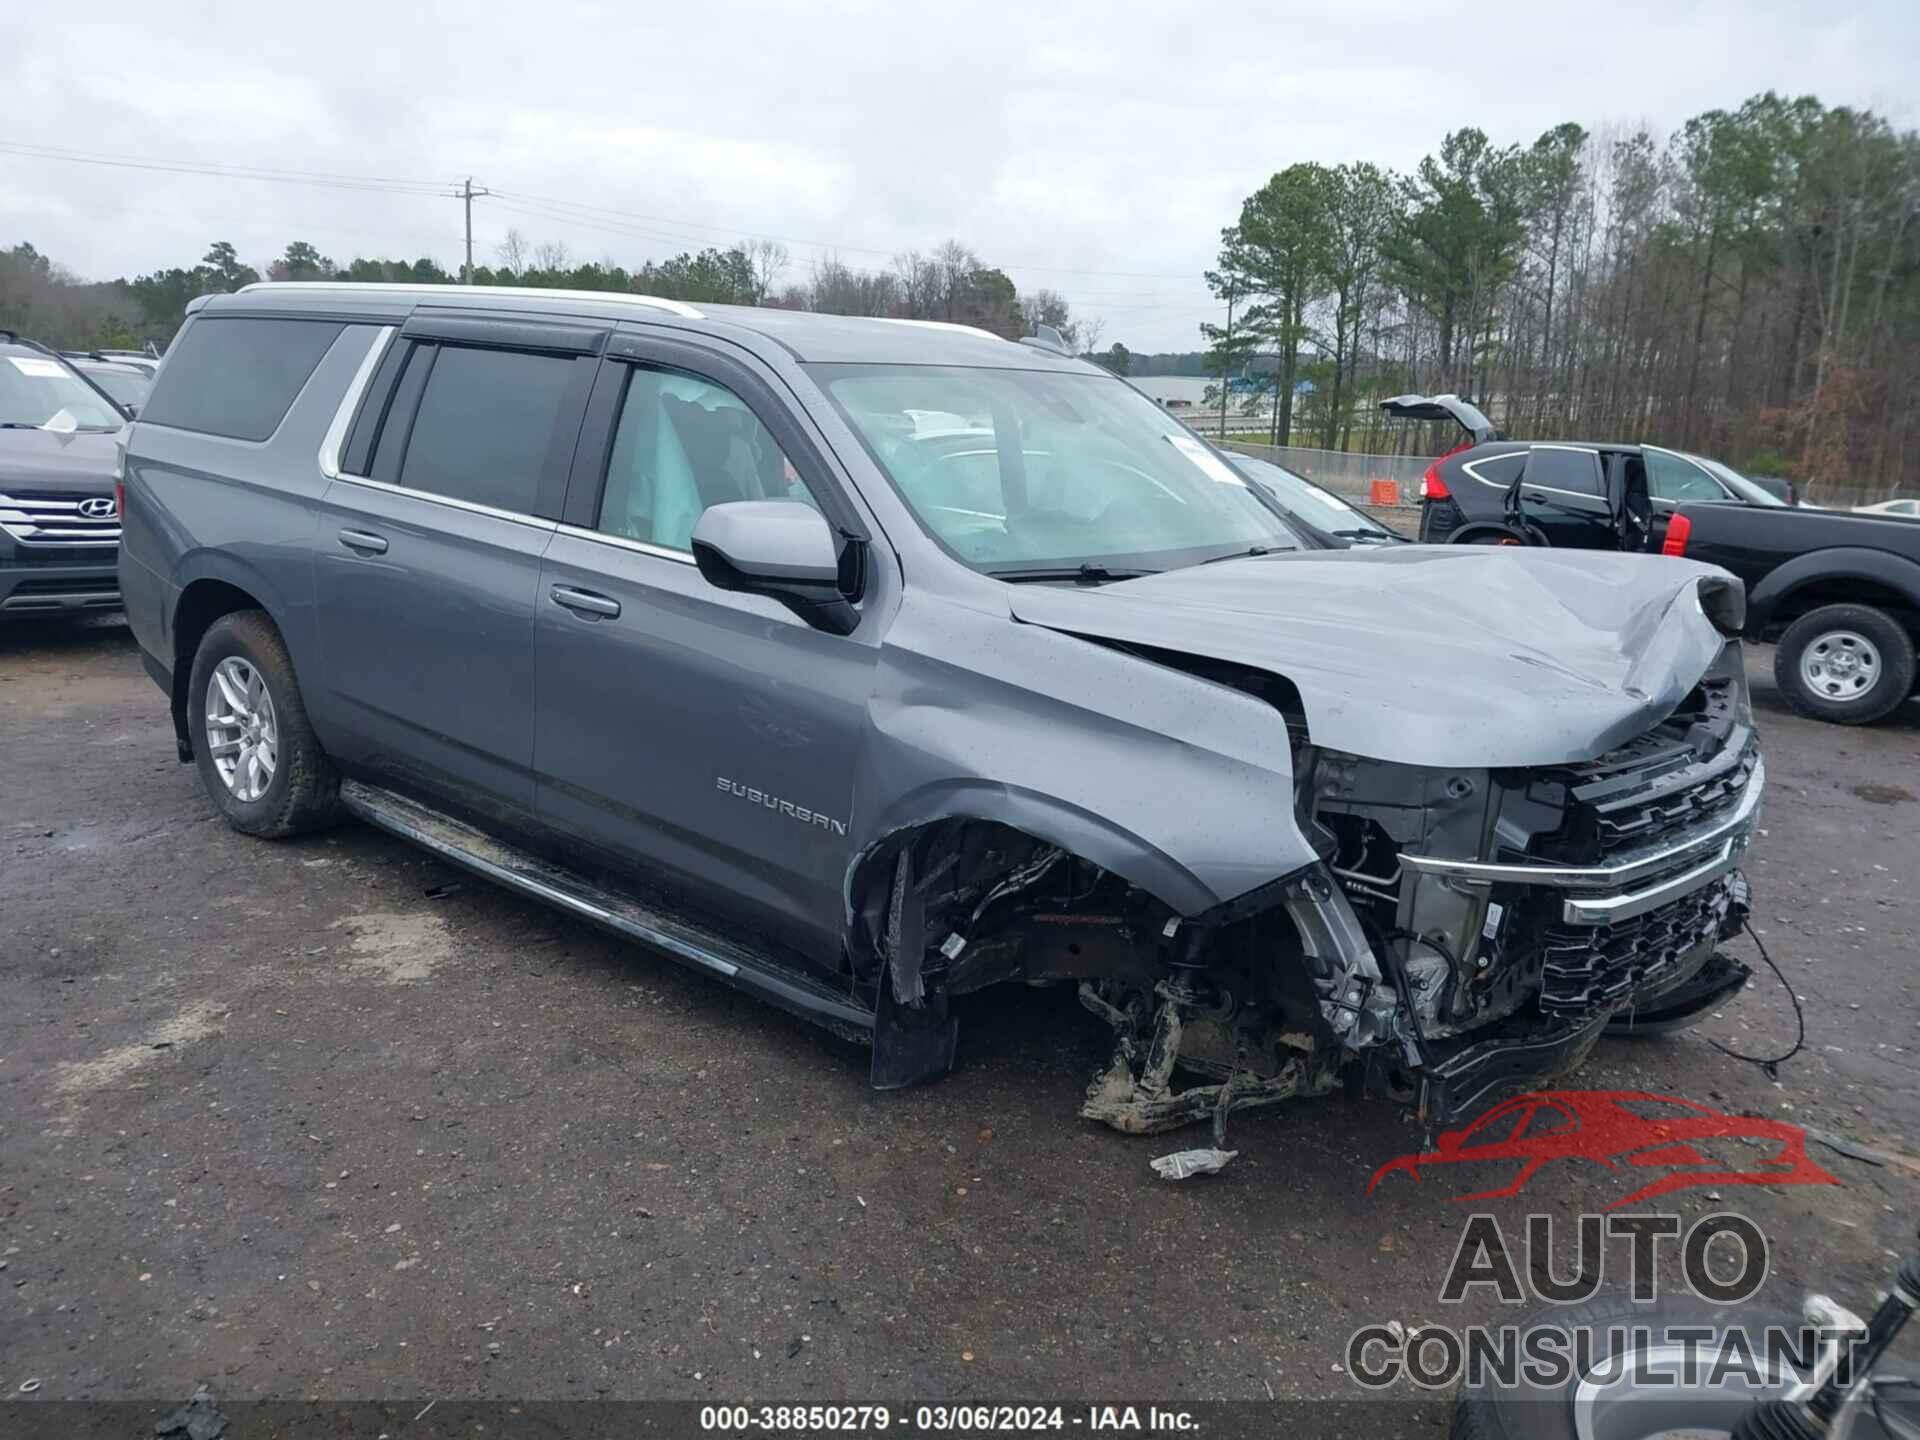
[154,1385,227,1440]
[1149,1147,1238,1180]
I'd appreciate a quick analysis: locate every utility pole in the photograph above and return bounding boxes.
[456,177,491,284]
[1218,284,1235,438]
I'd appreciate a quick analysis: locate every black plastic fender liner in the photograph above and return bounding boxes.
[870,980,957,1090]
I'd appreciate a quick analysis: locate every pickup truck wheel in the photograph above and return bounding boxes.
[187,610,341,836]
[1773,603,1915,725]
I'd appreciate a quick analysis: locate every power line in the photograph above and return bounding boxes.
[0,140,449,197]
[0,139,1206,284]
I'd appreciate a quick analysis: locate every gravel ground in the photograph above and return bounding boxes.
[2,615,1916,1419]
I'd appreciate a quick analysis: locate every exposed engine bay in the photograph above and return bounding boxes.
[848,639,1761,1150]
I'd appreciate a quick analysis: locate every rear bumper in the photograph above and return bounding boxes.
[0,558,122,616]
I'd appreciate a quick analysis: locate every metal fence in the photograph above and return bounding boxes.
[1217,440,1430,508]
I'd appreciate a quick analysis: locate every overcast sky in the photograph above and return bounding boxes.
[5,0,1916,351]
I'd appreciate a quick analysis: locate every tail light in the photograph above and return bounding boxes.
[1420,463,1450,501]
[1662,513,1692,557]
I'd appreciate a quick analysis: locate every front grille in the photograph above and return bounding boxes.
[1537,875,1736,1017]
[0,491,121,547]
[1583,739,1757,859]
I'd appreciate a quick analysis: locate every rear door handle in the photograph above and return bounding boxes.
[549,585,621,619]
[338,528,388,554]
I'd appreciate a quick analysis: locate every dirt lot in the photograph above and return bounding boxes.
[3,616,1917,1419]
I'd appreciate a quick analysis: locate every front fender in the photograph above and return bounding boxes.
[844,592,1316,924]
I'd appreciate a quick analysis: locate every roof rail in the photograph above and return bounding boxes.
[873,317,1007,343]
[237,281,703,320]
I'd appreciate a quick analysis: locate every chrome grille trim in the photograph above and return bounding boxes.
[0,492,122,546]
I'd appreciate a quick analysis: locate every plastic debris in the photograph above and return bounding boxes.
[1149,1147,1239,1180]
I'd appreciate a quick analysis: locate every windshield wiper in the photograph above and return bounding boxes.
[994,563,1155,585]
[1195,544,1282,566]
[1330,527,1394,541]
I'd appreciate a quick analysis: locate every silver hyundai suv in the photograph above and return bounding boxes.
[119,283,1764,1142]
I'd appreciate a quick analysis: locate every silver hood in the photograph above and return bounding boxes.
[1006,546,1743,768]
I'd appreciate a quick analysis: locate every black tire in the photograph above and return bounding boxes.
[1461,530,1527,546]
[1772,602,1915,726]
[1451,1294,1807,1439]
[187,610,341,837]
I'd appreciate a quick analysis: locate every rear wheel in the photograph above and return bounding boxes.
[187,610,341,836]
[1773,603,1914,725]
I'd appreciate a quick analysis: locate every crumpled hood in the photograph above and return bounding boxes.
[0,427,123,492]
[1006,545,1742,767]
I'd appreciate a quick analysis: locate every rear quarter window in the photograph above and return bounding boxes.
[1524,447,1603,495]
[140,316,345,441]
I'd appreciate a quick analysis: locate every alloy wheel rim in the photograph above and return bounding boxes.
[205,656,279,801]
[1799,629,1881,703]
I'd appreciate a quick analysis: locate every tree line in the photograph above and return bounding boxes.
[0,230,1096,357]
[1197,91,1919,501]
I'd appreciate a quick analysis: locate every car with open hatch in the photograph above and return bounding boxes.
[118,284,1767,1146]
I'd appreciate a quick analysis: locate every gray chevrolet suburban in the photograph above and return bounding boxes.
[120,283,1766,1138]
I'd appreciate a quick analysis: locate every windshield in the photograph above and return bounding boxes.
[79,366,152,411]
[814,364,1301,575]
[0,353,124,431]
[1688,453,1786,507]
[1228,454,1397,541]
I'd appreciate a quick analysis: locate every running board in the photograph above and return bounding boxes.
[338,780,874,1041]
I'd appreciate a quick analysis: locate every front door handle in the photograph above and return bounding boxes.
[338,528,388,554]
[550,585,621,619]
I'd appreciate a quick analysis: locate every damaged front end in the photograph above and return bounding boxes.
[850,638,1763,1148]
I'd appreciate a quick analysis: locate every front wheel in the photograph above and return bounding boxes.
[1773,603,1915,725]
[1451,1295,1807,1439]
[187,610,341,837]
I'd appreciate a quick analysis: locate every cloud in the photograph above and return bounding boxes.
[3,0,1915,350]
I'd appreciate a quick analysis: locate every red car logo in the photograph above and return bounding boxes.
[1367,1090,1840,1209]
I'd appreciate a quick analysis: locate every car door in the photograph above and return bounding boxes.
[532,327,885,967]
[313,312,604,817]
[1514,444,1616,548]
[1644,447,1736,551]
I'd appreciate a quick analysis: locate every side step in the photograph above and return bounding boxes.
[338,780,874,1042]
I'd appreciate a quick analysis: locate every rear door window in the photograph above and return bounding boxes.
[140,316,344,441]
[397,346,580,516]
[1522,447,1603,495]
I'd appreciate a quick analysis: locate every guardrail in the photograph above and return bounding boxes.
[1217,440,1430,508]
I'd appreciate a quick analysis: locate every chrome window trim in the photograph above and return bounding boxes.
[1400,755,1764,891]
[318,325,396,480]
[1461,443,1605,504]
[330,471,556,532]
[553,522,699,566]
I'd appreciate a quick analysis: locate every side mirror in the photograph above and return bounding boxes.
[691,501,859,636]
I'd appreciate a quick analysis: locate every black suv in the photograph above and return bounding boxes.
[0,335,128,617]
[1383,394,1787,548]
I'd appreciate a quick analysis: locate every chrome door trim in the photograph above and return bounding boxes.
[318,325,396,479]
